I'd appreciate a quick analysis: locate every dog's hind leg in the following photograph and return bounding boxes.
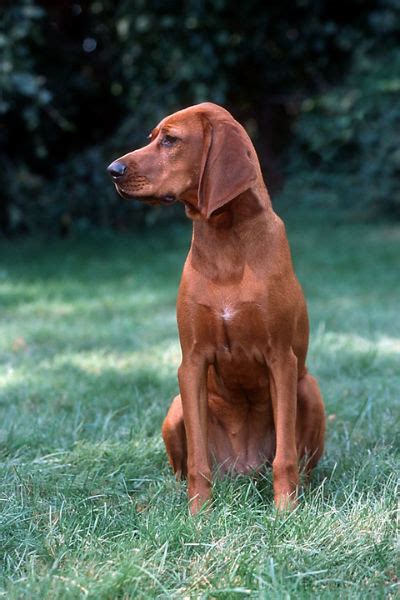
[296,372,326,477]
[162,395,187,479]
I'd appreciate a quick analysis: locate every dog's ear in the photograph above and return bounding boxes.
[198,117,257,219]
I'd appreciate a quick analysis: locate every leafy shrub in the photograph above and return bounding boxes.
[1,0,400,232]
[288,45,400,218]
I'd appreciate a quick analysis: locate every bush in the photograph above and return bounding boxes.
[1,0,400,232]
[288,45,400,218]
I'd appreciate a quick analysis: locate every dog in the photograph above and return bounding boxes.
[108,102,325,514]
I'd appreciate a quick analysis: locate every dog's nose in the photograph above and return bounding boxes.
[107,160,127,179]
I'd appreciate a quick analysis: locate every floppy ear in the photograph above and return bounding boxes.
[198,117,257,219]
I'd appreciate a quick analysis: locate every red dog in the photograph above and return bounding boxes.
[108,103,325,514]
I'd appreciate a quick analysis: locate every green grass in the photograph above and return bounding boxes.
[0,215,399,599]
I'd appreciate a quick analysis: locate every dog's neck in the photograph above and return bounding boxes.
[188,185,278,283]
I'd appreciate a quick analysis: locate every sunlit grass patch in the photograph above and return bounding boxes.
[0,220,399,598]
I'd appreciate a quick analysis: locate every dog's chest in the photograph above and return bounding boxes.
[214,299,267,341]
[220,304,237,323]
[208,300,271,389]
[190,282,271,350]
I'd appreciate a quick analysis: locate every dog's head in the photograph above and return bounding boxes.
[107,102,258,219]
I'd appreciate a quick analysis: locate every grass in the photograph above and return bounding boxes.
[0,213,399,598]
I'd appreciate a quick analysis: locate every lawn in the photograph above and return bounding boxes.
[0,213,399,598]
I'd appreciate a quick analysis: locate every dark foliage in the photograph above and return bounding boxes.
[1,0,399,233]
[289,45,400,218]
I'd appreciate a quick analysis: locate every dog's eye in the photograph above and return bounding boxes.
[160,135,178,147]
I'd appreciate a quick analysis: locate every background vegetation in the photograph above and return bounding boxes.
[1,0,400,234]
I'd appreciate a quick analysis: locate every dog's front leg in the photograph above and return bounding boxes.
[178,358,211,514]
[269,349,299,510]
